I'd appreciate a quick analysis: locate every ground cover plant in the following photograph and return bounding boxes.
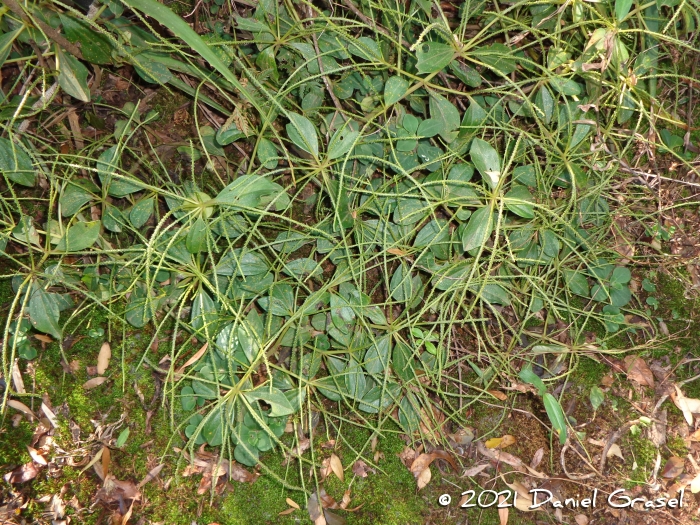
[1,0,700,523]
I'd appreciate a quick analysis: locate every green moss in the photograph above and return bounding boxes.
[667,435,689,457]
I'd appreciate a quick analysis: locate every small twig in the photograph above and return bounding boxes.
[560,444,597,480]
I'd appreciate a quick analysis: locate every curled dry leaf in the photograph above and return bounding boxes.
[498,495,509,525]
[6,399,36,421]
[409,451,458,490]
[670,384,700,425]
[623,355,655,387]
[26,446,48,466]
[398,446,417,468]
[176,342,208,374]
[488,390,508,401]
[4,462,41,484]
[448,427,475,446]
[500,476,541,512]
[606,444,624,461]
[661,456,685,479]
[97,342,111,375]
[352,459,374,478]
[83,376,109,389]
[137,464,165,488]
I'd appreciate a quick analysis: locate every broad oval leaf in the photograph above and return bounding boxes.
[0,138,35,187]
[504,185,535,218]
[415,42,455,74]
[461,206,493,252]
[384,76,409,106]
[55,221,100,252]
[327,127,359,160]
[543,393,568,444]
[29,287,62,340]
[245,387,295,417]
[286,112,319,157]
[470,138,501,189]
[56,47,90,102]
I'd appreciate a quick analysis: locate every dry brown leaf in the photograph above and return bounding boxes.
[329,454,344,482]
[176,343,209,374]
[398,446,417,468]
[26,446,48,466]
[498,495,509,525]
[575,514,589,525]
[661,456,685,479]
[321,440,337,449]
[320,457,332,481]
[530,448,544,469]
[623,355,655,387]
[500,476,541,512]
[462,463,490,477]
[12,360,25,393]
[286,498,300,510]
[137,464,164,488]
[7,400,36,421]
[416,466,431,490]
[4,462,41,483]
[690,474,700,494]
[97,474,141,505]
[448,427,475,446]
[97,342,111,375]
[102,446,111,479]
[283,438,311,465]
[308,492,326,525]
[33,334,53,343]
[122,499,134,525]
[387,248,407,256]
[352,460,374,478]
[83,376,109,389]
[279,507,296,516]
[488,390,508,401]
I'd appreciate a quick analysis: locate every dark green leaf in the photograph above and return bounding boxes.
[245,386,296,417]
[0,137,35,187]
[470,138,501,189]
[461,206,493,252]
[415,42,455,74]
[56,47,90,102]
[543,392,568,444]
[55,221,100,252]
[384,76,409,106]
[29,287,62,340]
[286,112,319,157]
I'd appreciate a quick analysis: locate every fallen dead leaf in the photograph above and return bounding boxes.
[279,507,296,516]
[176,342,208,374]
[34,334,53,344]
[661,456,685,479]
[462,463,490,477]
[409,451,458,490]
[97,342,111,375]
[283,438,311,465]
[286,498,300,510]
[485,435,516,449]
[530,448,544,469]
[398,446,417,468]
[352,460,374,478]
[102,446,111,479]
[623,355,655,387]
[6,400,36,421]
[607,444,624,461]
[670,384,700,425]
[83,376,109,389]
[26,446,48,466]
[500,476,542,512]
[448,427,475,446]
[4,462,41,483]
[488,390,508,401]
[498,495,509,525]
[137,464,165,488]
[96,474,141,505]
[690,473,700,493]
[575,514,589,525]
[329,454,344,482]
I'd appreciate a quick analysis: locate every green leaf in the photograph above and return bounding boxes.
[55,221,100,252]
[234,442,259,466]
[116,428,130,447]
[615,0,634,20]
[415,42,455,74]
[384,76,409,106]
[461,206,493,252]
[0,137,35,187]
[564,269,590,297]
[364,336,391,375]
[60,14,113,64]
[216,249,269,276]
[611,266,631,285]
[416,119,442,138]
[328,126,359,160]
[504,185,535,218]
[191,288,217,337]
[390,263,419,303]
[471,43,517,75]
[470,138,501,189]
[96,146,142,197]
[0,28,24,66]
[257,138,278,169]
[347,36,382,61]
[56,47,90,102]
[590,386,605,410]
[286,112,319,157]
[429,92,460,138]
[216,175,289,211]
[283,258,322,278]
[202,411,224,446]
[449,60,481,87]
[345,357,366,399]
[245,387,296,417]
[29,287,62,339]
[130,197,154,228]
[518,365,546,395]
[186,216,208,253]
[181,386,196,411]
[60,179,97,216]
[543,392,568,444]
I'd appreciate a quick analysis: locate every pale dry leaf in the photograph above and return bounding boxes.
[137,464,165,488]
[671,384,700,425]
[122,499,135,525]
[500,476,541,512]
[449,427,475,446]
[575,514,589,525]
[41,403,58,428]
[352,460,374,478]
[83,376,109,389]
[690,474,700,494]
[308,492,326,525]
[477,442,526,472]
[4,462,41,483]
[398,446,417,468]
[26,446,47,466]
[329,454,344,482]
[416,466,431,490]
[97,342,111,375]
[607,444,624,461]
[7,400,36,421]
[488,390,508,401]
[623,355,655,387]
[661,456,685,479]
[286,497,300,510]
[320,457,332,481]
[462,463,490,477]
[102,446,111,479]
[530,448,544,469]
[279,508,296,516]
[34,334,53,343]
[176,343,209,374]
[587,438,606,447]
[498,495,509,525]
[12,360,25,393]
